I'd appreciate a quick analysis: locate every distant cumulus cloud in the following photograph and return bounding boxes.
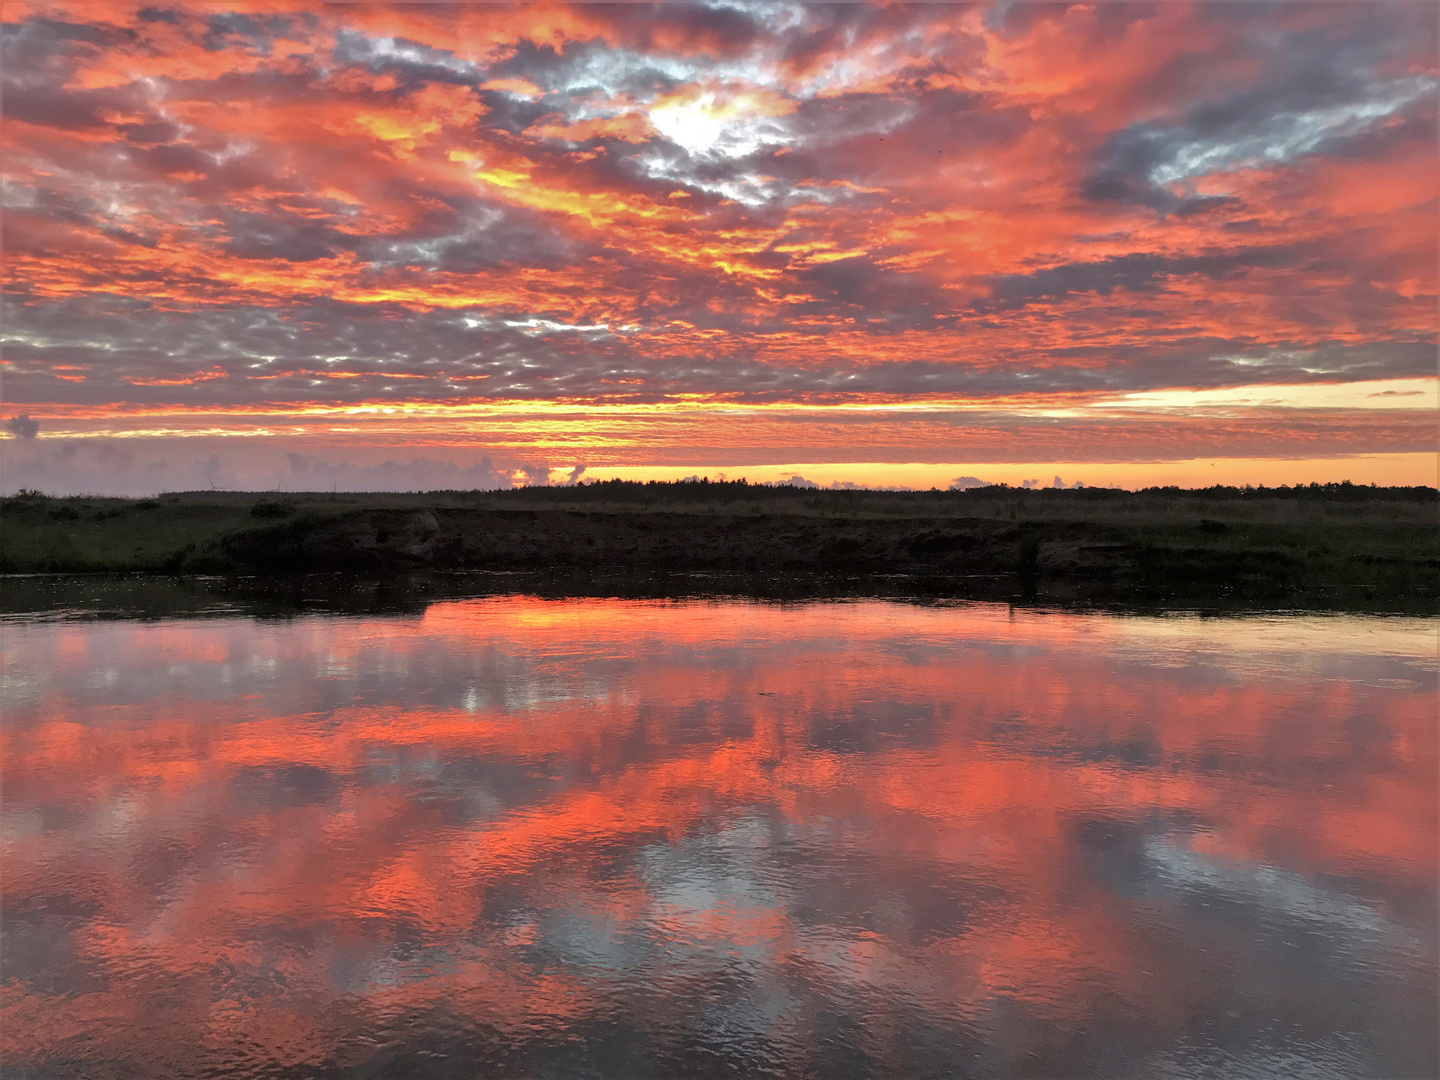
[0,440,186,497]
[0,442,544,496]
[283,453,517,493]
[949,475,990,491]
[515,463,552,488]
[6,415,40,439]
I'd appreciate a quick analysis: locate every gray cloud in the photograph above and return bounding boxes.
[949,476,990,491]
[1081,14,1437,213]
[222,209,348,263]
[6,415,41,439]
[282,453,516,493]
[3,292,1434,408]
[0,441,533,496]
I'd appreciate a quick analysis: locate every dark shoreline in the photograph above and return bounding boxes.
[2,569,1436,624]
[2,482,1436,615]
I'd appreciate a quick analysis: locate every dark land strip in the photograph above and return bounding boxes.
[2,482,1435,614]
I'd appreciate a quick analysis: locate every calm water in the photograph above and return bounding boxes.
[1,598,1435,1079]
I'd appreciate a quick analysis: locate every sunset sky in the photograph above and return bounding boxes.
[2,0,1436,493]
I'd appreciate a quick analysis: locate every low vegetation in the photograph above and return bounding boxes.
[1,481,1435,611]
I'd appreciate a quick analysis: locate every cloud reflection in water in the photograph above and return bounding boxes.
[1,599,1435,1077]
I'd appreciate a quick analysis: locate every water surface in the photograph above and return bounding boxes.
[2,598,1435,1078]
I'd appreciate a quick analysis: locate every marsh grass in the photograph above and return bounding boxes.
[1,482,1434,611]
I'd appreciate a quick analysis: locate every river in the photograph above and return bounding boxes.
[2,595,1435,1077]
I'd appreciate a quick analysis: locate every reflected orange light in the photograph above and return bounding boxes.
[1,599,1434,1072]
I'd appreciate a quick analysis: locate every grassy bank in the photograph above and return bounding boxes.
[2,482,1435,611]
